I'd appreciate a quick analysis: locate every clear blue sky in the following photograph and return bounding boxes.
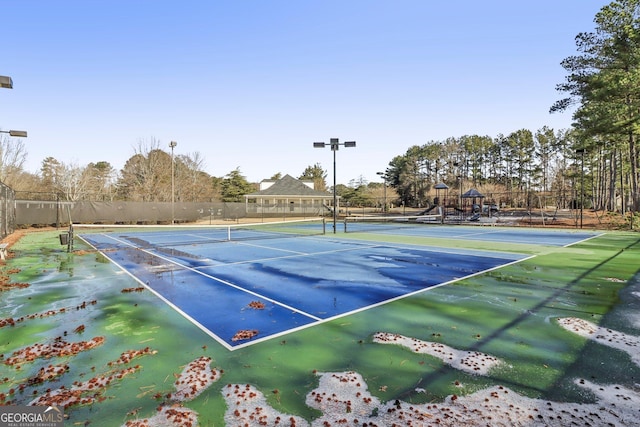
[1,1,604,185]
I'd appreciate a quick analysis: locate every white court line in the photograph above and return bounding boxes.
[310,234,525,260]
[563,232,604,247]
[184,231,239,243]
[374,226,604,247]
[447,228,507,239]
[454,229,605,247]
[77,235,236,351]
[89,233,323,322]
[80,231,531,351]
[231,253,537,350]
[195,236,521,271]
[191,241,388,269]
[225,240,309,255]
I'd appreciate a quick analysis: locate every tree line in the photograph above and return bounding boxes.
[551,0,640,216]
[0,137,347,204]
[0,127,575,210]
[387,0,640,217]
[382,128,581,209]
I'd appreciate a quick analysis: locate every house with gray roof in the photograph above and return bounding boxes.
[244,174,334,217]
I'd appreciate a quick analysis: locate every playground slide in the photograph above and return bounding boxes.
[416,206,438,216]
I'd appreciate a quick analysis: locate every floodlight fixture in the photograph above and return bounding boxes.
[0,76,13,89]
[0,129,28,137]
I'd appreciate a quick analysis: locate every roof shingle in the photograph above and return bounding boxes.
[245,174,332,197]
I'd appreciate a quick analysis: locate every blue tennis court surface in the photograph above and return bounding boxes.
[79,225,596,349]
[345,222,601,246]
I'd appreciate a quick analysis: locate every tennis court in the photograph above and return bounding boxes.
[343,216,602,246]
[78,220,598,350]
[3,220,638,426]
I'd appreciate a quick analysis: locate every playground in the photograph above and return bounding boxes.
[0,222,639,426]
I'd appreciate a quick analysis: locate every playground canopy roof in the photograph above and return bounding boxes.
[462,188,485,198]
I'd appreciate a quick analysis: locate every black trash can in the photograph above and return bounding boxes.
[59,233,69,245]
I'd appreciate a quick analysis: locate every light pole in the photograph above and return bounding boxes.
[576,148,585,229]
[1,77,28,151]
[453,160,464,212]
[169,141,177,224]
[313,138,356,233]
[0,77,27,139]
[376,171,387,214]
[458,175,463,213]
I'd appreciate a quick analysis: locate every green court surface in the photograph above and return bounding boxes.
[1,227,639,426]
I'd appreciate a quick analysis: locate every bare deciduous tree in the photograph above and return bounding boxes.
[0,133,28,187]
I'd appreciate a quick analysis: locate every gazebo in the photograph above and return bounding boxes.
[434,182,449,206]
[462,188,485,213]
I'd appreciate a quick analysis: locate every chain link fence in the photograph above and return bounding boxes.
[0,182,16,239]
[14,200,250,227]
[14,191,329,227]
[12,189,635,230]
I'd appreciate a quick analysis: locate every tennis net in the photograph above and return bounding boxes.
[343,214,442,233]
[74,218,326,249]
